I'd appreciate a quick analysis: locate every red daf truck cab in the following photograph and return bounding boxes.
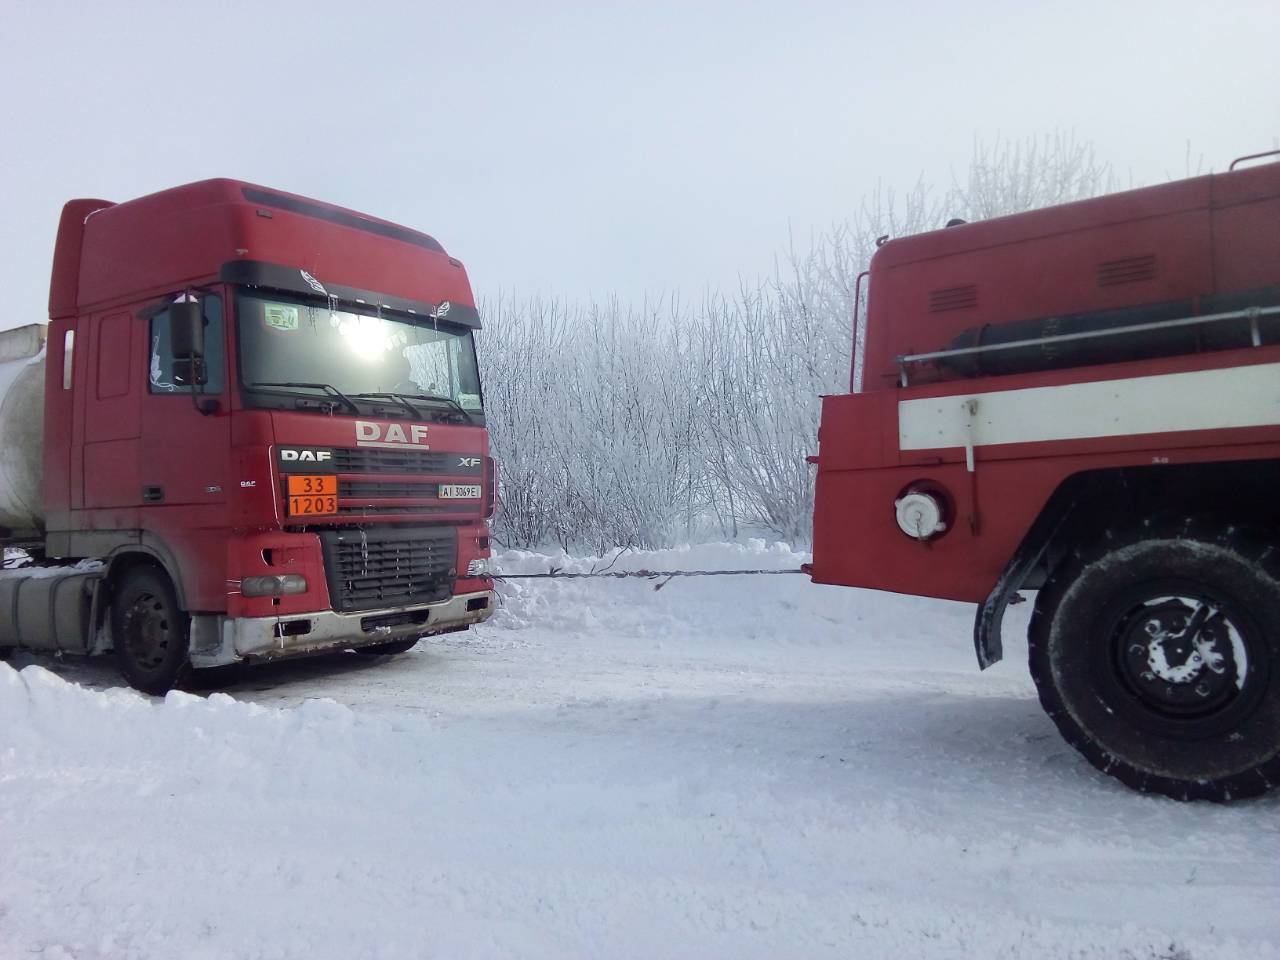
[809,154,1280,800]
[2,179,496,692]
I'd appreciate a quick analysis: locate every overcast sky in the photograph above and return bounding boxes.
[1,0,1277,330]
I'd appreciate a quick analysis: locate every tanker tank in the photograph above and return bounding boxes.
[0,324,47,537]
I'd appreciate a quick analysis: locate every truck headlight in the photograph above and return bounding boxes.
[241,574,309,597]
[466,559,491,577]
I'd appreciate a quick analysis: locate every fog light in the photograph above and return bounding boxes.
[466,559,491,577]
[241,574,308,597]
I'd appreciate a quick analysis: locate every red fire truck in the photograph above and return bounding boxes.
[809,152,1280,800]
[0,180,496,693]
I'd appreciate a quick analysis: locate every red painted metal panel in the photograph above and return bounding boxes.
[71,179,474,317]
[1212,196,1280,292]
[47,199,114,319]
[81,311,141,512]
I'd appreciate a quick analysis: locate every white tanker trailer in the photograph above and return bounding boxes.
[0,324,98,659]
[0,324,47,544]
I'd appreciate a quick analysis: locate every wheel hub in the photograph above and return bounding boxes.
[1118,598,1242,716]
[122,592,172,671]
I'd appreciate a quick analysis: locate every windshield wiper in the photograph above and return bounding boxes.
[245,381,360,415]
[378,391,476,425]
[349,391,424,420]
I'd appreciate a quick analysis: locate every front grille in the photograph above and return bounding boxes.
[340,480,439,499]
[336,504,455,517]
[319,526,456,613]
[331,447,482,476]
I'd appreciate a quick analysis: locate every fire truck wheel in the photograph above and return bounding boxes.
[355,638,420,656]
[111,566,192,696]
[1029,521,1280,801]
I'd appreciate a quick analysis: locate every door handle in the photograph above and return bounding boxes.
[142,486,164,503]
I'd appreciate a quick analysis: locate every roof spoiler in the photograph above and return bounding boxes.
[48,198,115,319]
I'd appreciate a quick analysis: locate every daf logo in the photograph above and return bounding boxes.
[280,448,333,462]
[356,421,429,449]
[458,457,481,468]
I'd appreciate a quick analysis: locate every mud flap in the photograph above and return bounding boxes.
[974,579,1016,669]
[974,500,1080,668]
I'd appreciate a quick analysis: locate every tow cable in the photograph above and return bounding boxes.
[494,568,807,591]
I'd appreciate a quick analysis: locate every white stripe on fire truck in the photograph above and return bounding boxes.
[898,361,1280,451]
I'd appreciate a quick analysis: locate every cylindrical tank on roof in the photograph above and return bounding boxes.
[939,287,1280,379]
[0,324,47,535]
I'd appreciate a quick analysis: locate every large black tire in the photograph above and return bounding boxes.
[111,566,192,695]
[354,638,420,656]
[1029,519,1280,801]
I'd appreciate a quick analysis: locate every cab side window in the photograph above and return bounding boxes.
[149,293,225,394]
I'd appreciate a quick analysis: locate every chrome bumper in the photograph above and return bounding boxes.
[189,590,495,667]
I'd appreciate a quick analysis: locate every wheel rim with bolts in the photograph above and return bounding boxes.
[121,591,172,671]
[1099,582,1265,737]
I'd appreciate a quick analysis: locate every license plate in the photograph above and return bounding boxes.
[439,484,482,499]
[286,475,338,516]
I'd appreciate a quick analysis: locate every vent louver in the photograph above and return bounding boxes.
[928,285,978,312]
[1098,254,1157,286]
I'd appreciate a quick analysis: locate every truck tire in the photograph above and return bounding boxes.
[1029,520,1280,801]
[355,638,419,656]
[111,566,192,695]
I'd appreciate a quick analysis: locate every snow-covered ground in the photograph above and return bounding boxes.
[3,542,1277,959]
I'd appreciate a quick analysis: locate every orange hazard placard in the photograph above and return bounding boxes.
[286,475,338,516]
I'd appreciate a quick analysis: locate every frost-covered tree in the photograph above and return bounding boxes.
[479,133,1116,550]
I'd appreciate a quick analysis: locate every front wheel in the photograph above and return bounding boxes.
[1029,521,1280,801]
[111,566,192,695]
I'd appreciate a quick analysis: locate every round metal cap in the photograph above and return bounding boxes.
[895,492,946,540]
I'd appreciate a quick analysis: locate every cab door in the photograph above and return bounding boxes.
[138,291,232,505]
[136,292,232,608]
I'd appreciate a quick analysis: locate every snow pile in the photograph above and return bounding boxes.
[3,541,1278,959]
[1,555,103,578]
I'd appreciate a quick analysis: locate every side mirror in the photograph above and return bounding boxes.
[170,298,208,386]
[170,299,204,359]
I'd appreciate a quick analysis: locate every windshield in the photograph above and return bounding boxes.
[236,291,483,419]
